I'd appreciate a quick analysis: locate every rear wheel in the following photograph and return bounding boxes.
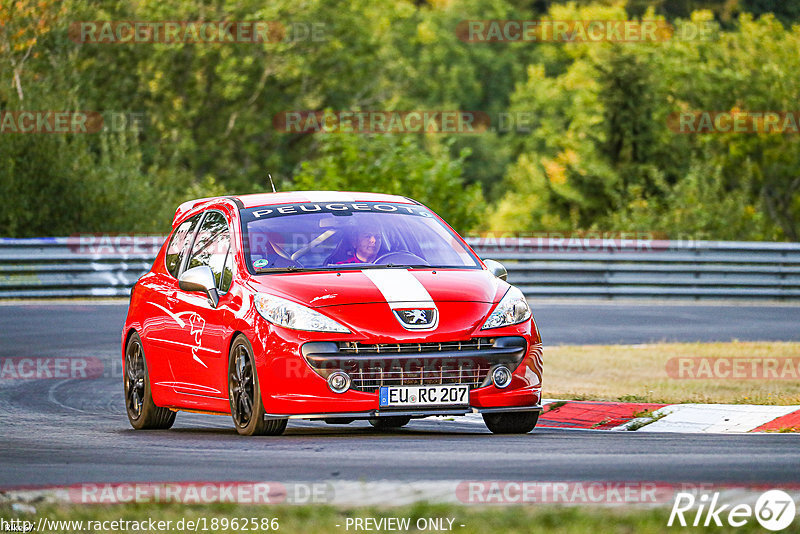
[228,335,287,436]
[369,416,412,429]
[483,411,538,434]
[124,333,176,430]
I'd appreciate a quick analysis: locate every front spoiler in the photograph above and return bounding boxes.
[263,404,543,420]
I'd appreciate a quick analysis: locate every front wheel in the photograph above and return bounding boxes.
[482,411,538,434]
[228,335,287,436]
[124,332,176,430]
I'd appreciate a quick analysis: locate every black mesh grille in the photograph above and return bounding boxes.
[302,336,527,394]
[337,338,496,392]
[347,360,489,392]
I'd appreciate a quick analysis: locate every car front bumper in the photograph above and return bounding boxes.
[250,315,543,417]
[263,404,543,420]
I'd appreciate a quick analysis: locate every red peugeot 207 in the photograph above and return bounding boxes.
[122,191,543,436]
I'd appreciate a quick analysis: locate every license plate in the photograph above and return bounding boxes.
[379,385,469,407]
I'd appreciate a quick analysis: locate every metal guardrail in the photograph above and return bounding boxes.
[0,237,157,298]
[1,237,800,299]
[467,238,800,299]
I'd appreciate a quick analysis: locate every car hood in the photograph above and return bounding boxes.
[247,268,507,308]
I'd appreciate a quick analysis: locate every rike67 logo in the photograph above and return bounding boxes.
[668,489,796,531]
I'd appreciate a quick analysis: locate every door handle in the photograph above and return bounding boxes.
[167,292,179,308]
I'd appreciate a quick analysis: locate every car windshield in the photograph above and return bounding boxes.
[240,202,481,272]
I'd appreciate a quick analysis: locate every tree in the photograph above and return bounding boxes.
[739,0,800,25]
[292,134,484,233]
[0,0,64,101]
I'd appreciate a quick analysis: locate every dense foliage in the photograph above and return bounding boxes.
[0,0,798,239]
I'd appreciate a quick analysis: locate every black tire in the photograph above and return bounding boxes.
[369,416,412,429]
[482,411,539,434]
[228,335,287,436]
[124,332,176,430]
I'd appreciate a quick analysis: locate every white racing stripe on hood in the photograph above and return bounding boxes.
[362,269,435,309]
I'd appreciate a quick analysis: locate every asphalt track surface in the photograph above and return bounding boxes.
[1,301,799,489]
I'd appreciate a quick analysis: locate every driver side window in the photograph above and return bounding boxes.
[187,211,234,294]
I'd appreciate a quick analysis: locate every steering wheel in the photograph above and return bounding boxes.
[373,251,429,266]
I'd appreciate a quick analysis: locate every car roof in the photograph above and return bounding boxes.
[235,191,416,208]
[172,191,418,226]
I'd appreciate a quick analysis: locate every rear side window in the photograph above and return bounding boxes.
[220,249,234,293]
[187,211,234,294]
[165,214,201,278]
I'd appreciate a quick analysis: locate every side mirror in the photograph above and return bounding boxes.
[483,259,508,281]
[178,265,220,307]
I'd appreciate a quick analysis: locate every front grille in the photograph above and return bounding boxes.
[338,337,496,355]
[339,338,494,392]
[344,358,490,392]
[302,337,526,393]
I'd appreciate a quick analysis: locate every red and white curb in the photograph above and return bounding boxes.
[535,400,800,433]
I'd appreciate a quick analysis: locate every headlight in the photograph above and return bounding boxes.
[482,286,531,329]
[254,293,350,333]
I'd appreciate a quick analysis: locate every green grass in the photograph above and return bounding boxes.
[625,408,669,431]
[546,341,800,405]
[0,501,787,534]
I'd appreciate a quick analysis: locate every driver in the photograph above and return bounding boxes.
[337,228,382,264]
